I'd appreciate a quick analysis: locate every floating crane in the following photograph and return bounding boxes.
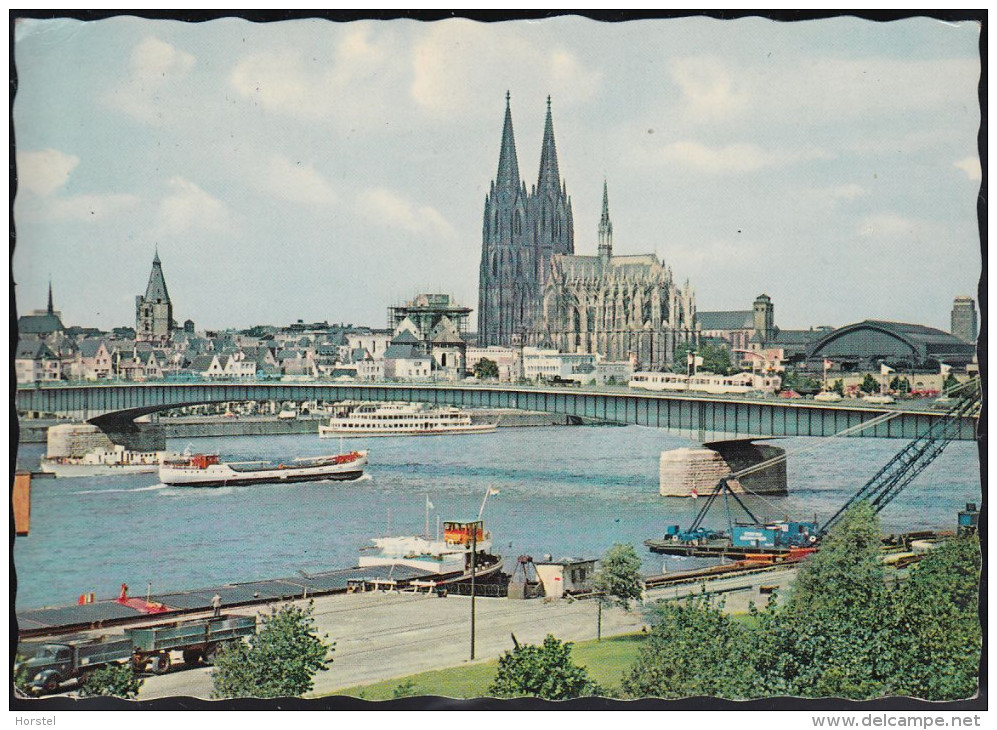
[646,379,980,559]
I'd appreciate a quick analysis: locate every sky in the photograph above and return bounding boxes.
[12,15,982,333]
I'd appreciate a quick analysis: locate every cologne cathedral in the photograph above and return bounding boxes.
[477,93,696,370]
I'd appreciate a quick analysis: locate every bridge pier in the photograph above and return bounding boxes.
[658,440,787,498]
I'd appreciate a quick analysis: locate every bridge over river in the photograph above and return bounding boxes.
[15,381,978,443]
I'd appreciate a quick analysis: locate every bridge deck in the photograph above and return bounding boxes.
[15,382,979,441]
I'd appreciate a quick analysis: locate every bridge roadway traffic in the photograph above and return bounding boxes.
[16,380,977,442]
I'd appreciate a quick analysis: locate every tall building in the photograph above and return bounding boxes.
[951,295,978,344]
[478,94,573,347]
[135,251,174,343]
[477,93,695,369]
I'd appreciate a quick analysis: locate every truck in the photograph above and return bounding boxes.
[16,614,257,696]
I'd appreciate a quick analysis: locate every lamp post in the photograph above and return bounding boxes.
[469,519,482,660]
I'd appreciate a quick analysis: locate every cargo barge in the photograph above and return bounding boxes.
[159,450,367,487]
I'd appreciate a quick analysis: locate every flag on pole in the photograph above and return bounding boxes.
[880,364,895,376]
[940,363,952,375]
[488,488,500,496]
[427,499,434,510]
[823,359,832,370]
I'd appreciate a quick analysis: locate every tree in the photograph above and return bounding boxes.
[943,372,961,394]
[831,378,845,396]
[488,635,598,699]
[859,373,880,394]
[593,543,644,641]
[886,536,981,700]
[782,369,822,395]
[622,595,754,699]
[212,602,334,699]
[700,344,733,376]
[78,663,144,699]
[594,544,644,610]
[620,506,981,701]
[889,376,911,394]
[770,501,891,698]
[473,358,499,380]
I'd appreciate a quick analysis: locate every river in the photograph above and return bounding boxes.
[13,425,981,611]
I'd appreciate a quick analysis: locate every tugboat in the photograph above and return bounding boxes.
[159,450,368,487]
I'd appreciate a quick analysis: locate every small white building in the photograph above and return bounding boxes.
[534,557,598,599]
[347,331,393,361]
[466,346,518,381]
[522,347,597,383]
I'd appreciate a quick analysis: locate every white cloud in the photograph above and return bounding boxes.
[261,155,338,207]
[954,156,982,181]
[668,56,749,121]
[131,36,195,79]
[105,37,195,122]
[357,187,454,238]
[657,140,831,174]
[229,27,390,122]
[17,148,79,196]
[411,21,601,116]
[155,176,233,236]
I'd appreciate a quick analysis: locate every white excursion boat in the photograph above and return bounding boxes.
[40,446,168,478]
[159,450,368,487]
[319,402,497,438]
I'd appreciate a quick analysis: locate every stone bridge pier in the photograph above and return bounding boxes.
[658,440,787,498]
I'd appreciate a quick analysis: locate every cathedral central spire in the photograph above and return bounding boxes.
[537,95,561,193]
[495,90,521,192]
[47,278,54,316]
[598,179,613,261]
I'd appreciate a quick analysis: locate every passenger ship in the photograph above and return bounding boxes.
[318,402,498,438]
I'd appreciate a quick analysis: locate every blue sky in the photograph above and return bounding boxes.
[13,16,981,332]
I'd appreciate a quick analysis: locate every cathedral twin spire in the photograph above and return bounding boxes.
[495,91,521,193]
[536,96,561,195]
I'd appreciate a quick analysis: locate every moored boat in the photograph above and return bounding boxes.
[358,520,502,578]
[40,446,168,478]
[319,402,497,438]
[159,450,368,487]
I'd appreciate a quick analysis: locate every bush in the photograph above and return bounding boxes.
[211,602,334,699]
[489,635,599,699]
[78,663,144,699]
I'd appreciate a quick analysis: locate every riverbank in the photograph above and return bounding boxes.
[132,565,798,700]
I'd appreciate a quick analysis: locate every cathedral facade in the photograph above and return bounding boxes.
[477,94,696,371]
[477,94,573,348]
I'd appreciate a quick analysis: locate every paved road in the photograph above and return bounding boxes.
[134,565,798,700]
